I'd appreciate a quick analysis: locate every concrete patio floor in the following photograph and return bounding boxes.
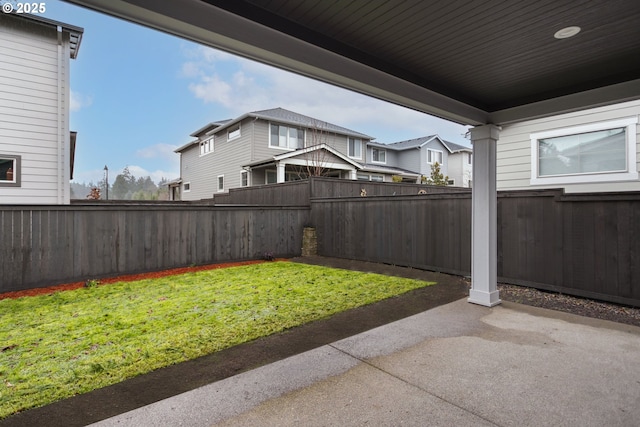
[90,299,640,426]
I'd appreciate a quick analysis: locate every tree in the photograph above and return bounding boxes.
[86,187,101,200]
[291,119,332,179]
[111,167,136,199]
[422,161,449,186]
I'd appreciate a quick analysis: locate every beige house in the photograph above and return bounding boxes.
[497,100,639,193]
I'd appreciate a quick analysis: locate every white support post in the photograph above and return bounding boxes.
[276,161,286,183]
[349,169,357,180]
[468,124,501,307]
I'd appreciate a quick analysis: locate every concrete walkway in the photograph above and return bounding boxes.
[91,299,640,426]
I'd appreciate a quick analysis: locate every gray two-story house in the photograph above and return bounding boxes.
[367,136,473,187]
[172,108,423,200]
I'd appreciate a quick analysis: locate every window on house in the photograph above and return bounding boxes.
[217,175,224,192]
[530,117,638,185]
[427,149,443,164]
[200,137,214,155]
[447,179,455,185]
[348,137,362,158]
[227,124,241,141]
[183,182,191,192]
[240,170,248,187]
[356,173,383,182]
[468,153,472,164]
[0,155,20,187]
[372,148,386,163]
[270,124,304,149]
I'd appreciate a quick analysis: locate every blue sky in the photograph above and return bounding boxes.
[42,0,469,185]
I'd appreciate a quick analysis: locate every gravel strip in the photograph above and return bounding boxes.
[497,283,640,328]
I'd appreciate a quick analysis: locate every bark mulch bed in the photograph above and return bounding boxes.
[0,260,270,301]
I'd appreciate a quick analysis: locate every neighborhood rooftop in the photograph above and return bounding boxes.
[370,135,472,153]
[210,107,373,140]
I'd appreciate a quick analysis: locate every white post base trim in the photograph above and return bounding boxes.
[468,289,502,307]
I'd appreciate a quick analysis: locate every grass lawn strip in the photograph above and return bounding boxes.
[0,262,434,418]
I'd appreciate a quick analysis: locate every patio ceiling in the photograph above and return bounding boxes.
[66,0,640,126]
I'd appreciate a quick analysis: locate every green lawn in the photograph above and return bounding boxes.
[0,261,434,418]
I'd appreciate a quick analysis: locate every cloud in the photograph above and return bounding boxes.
[181,46,469,144]
[70,90,93,112]
[135,143,180,162]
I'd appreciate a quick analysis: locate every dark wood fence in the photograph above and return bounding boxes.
[3,182,639,307]
[0,204,309,293]
[310,192,472,277]
[497,190,640,307]
[310,188,640,307]
[213,180,310,206]
[213,177,469,205]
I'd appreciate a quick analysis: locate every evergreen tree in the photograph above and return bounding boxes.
[422,161,449,186]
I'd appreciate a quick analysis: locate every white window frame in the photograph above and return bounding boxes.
[0,154,20,187]
[227,124,241,141]
[183,182,191,192]
[356,173,384,182]
[427,148,443,164]
[199,136,214,156]
[447,179,455,186]
[269,123,305,150]
[530,117,638,186]
[372,148,386,164]
[266,169,277,184]
[240,170,249,187]
[217,175,224,192]
[348,137,362,159]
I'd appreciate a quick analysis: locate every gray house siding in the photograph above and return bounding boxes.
[423,140,450,176]
[497,99,640,193]
[0,14,77,204]
[396,149,421,176]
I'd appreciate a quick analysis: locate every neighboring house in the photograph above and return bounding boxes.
[173,108,422,200]
[368,136,473,187]
[497,100,640,193]
[0,13,83,204]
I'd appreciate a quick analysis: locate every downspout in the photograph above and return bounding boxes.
[57,26,63,203]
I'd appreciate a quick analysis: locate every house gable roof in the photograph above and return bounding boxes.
[211,107,373,140]
[369,135,472,154]
[244,143,362,169]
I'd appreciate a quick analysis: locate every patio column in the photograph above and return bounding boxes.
[349,169,357,180]
[468,124,501,307]
[276,161,285,183]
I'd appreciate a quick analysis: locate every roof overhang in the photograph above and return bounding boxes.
[64,0,640,126]
[7,12,84,58]
[174,139,198,153]
[361,165,421,178]
[244,143,362,169]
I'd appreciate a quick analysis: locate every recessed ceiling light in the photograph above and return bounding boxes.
[554,26,581,39]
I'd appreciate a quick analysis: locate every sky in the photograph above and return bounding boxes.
[40,0,470,185]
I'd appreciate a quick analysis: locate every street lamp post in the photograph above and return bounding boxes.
[103,165,109,200]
